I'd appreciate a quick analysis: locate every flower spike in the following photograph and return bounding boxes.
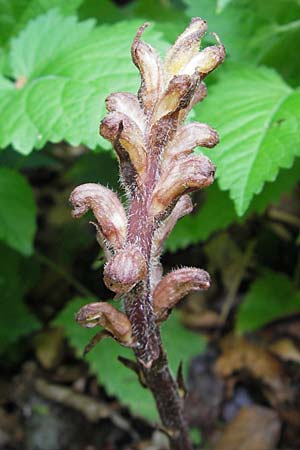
[71,18,225,447]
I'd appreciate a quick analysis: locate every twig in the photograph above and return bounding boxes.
[35,251,96,299]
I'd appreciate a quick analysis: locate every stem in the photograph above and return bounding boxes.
[142,351,192,450]
[35,251,96,299]
[124,151,193,449]
[268,207,300,228]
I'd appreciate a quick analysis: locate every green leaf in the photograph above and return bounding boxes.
[0,10,168,154]
[78,0,123,23]
[248,157,300,215]
[166,158,300,252]
[197,63,300,215]
[0,245,40,353]
[0,168,36,255]
[236,270,300,334]
[216,0,232,13]
[0,0,84,46]
[166,184,236,252]
[54,297,205,421]
[183,0,264,61]
[129,0,187,42]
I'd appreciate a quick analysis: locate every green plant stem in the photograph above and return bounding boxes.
[35,251,96,299]
[268,207,300,228]
[274,20,300,35]
[220,240,255,323]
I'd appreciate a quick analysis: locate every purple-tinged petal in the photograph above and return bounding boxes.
[69,183,127,250]
[153,267,211,321]
[150,154,215,216]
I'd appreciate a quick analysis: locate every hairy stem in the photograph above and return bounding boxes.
[124,168,192,449]
[142,351,192,450]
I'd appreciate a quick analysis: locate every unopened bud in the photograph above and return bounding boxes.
[131,23,164,113]
[153,268,211,321]
[103,245,147,293]
[100,112,146,175]
[165,17,207,80]
[150,154,215,216]
[69,183,127,250]
[180,40,225,77]
[76,302,134,346]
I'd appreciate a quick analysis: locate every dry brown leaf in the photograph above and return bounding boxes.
[216,335,284,379]
[181,309,222,328]
[215,335,293,403]
[269,338,300,363]
[213,406,281,450]
[34,328,65,370]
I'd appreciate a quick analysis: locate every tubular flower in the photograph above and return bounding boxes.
[76,302,135,352]
[69,183,127,251]
[153,268,211,322]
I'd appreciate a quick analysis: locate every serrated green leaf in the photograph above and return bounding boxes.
[10,10,95,79]
[0,168,36,255]
[183,0,264,61]
[236,270,300,334]
[166,184,236,252]
[0,10,167,154]
[248,157,300,214]
[166,158,300,252]
[53,297,205,421]
[197,63,300,215]
[0,245,40,353]
[0,0,84,46]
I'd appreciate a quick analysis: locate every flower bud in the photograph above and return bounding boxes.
[105,92,145,132]
[103,245,147,293]
[180,39,225,77]
[162,122,219,168]
[100,112,146,175]
[152,74,197,124]
[69,183,127,250]
[76,302,134,346]
[153,268,211,321]
[131,23,164,113]
[165,17,207,80]
[150,75,199,154]
[150,154,215,216]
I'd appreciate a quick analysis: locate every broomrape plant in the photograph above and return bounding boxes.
[70,18,225,450]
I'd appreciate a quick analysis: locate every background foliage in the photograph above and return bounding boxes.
[0,0,300,423]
